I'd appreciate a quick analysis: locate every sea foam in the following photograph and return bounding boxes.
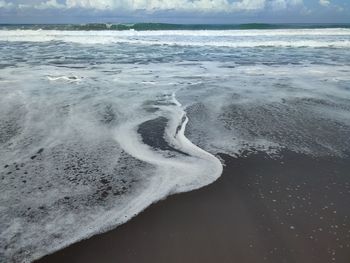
[1,29,350,263]
[1,29,350,47]
[0,63,223,262]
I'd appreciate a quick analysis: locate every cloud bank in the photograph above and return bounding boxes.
[0,0,305,12]
[0,0,348,23]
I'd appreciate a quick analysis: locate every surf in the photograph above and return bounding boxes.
[1,28,350,48]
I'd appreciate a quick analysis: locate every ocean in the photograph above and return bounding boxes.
[1,24,350,262]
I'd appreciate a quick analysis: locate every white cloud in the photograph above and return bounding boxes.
[65,0,238,12]
[0,0,13,8]
[232,0,266,11]
[0,0,305,12]
[319,0,330,6]
[288,0,303,6]
[64,0,304,12]
[35,0,65,9]
[269,0,303,10]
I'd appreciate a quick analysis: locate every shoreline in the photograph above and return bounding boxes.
[36,150,350,263]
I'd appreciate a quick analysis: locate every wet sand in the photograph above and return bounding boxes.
[36,150,350,263]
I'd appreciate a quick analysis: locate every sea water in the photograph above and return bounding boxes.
[1,24,350,262]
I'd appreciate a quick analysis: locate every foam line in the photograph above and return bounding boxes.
[114,94,223,193]
[1,29,350,48]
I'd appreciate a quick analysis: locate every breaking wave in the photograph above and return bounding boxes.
[1,28,350,48]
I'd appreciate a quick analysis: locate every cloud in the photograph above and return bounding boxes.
[64,0,264,12]
[35,0,65,9]
[0,0,13,8]
[232,0,266,11]
[319,0,330,6]
[0,0,305,12]
[268,0,303,10]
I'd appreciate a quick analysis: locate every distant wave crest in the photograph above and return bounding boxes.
[1,23,350,31]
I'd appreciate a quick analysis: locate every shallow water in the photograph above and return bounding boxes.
[1,27,350,262]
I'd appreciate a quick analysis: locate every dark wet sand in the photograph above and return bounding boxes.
[37,150,350,263]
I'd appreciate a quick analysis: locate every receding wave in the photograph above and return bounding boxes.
[0,62,223,262]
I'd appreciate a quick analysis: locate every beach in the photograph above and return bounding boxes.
[1,25,350,262]
[37,150,350,263]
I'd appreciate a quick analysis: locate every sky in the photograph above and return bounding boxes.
[0,0,349,24]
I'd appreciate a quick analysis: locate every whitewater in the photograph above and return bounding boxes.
[1,27,350,262]
[1,28,350,47]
